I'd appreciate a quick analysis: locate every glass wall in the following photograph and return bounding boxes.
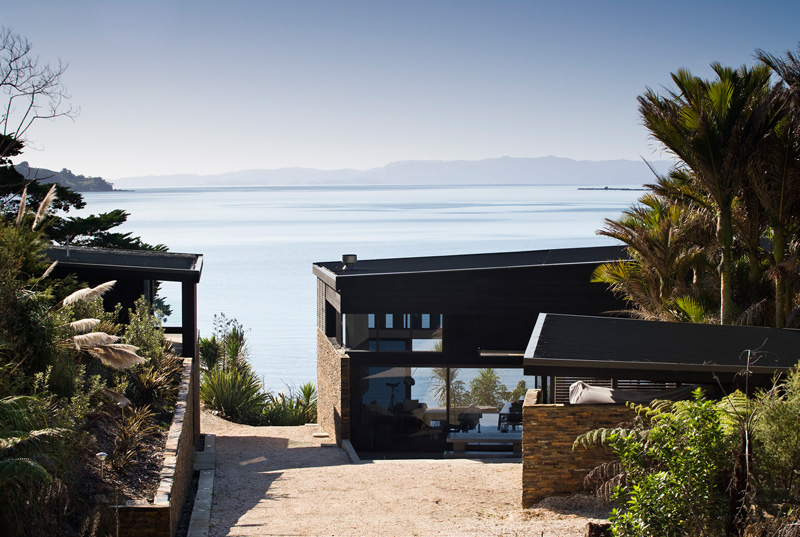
[351,366,447,453]
[351,366,529,454]
[344,313,442,352]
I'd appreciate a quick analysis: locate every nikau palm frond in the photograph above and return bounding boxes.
[61,280,116,307]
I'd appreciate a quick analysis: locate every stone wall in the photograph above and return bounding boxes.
[116,357,198,536]
[317,328,350,445]
[521,390,635,507]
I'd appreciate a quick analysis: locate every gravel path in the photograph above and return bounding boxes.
[202,411,609,537]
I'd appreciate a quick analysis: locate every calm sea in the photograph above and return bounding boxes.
[77,184,642,393]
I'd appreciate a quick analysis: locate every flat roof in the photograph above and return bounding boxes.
[524,313,800,383]
[47,246,203,282]
[314,244,627,279]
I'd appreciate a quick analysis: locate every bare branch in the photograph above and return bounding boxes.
[0,26,78,154]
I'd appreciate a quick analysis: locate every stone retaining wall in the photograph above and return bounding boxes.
[522,390,635,507]
[116,357,198,537]
[317,328,350,445]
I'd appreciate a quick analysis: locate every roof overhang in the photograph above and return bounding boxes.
[47,246,203,283]
[524,314,800,383]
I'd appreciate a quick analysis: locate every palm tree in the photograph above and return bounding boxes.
[753,46,800,327]
[639,63,779,324]
[594,192,712,321]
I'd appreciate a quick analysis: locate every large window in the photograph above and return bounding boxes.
[350,366,529,454]
[344,313,443,352]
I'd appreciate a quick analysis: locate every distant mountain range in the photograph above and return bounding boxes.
[111,156,673,189]
[15,161,114,192]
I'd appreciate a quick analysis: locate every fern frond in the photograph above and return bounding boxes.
[0,458,52,485]
[575,427,628,450]
[0,428,69,456]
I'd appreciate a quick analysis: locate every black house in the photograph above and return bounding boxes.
[313,245,628,454]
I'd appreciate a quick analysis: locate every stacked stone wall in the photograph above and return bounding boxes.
[317,328,350,445]
[522,391,635,507]
[116,357,197,536]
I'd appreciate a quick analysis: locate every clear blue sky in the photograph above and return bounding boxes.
[5,1,799,179]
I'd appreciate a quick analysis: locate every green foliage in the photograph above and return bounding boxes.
[200,314,249,372]
[430,367,469,407]
[123,297,168,362]
[0,395,71,535]
[468,368,507,407]
[509,380,528,401]
[122,297,182,409]
[609,391,731,537]
[199,335,221,371]
[261,390,307,426]
[111,404,158,469]
[599,50,800,327]
[200,365,268,424]
[298,381,318,423]
[753,368,800,504]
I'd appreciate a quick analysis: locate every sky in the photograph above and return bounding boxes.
[3,1,800,180]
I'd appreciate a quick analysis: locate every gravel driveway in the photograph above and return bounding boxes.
[202,411,609,537]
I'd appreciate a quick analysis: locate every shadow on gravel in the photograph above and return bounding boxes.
[210,434,349,536]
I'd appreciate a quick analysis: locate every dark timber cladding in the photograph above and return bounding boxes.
[47,246,203,360]
[525,313,800,384]
[313,245,627,315]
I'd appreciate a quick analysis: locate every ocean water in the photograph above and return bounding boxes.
[77,184,642,393]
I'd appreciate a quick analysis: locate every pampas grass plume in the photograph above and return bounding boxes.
[32,184,57,230]
[62,280,116,307]
[15,186,27,227]
[40,261,57,280]
[73,332,119,350]
[87,345,146,370]
[68,318,101,334]
[101,388,132,406]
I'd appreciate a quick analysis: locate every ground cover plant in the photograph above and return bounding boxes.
[199,314,317,425]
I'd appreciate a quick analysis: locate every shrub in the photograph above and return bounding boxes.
[754,367,800,505]
[122,297,182,410]
[259,384,318,426]
[609,392,730,537]
[200,365,268,424]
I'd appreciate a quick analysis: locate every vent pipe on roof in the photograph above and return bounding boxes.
[342,254,357,270]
